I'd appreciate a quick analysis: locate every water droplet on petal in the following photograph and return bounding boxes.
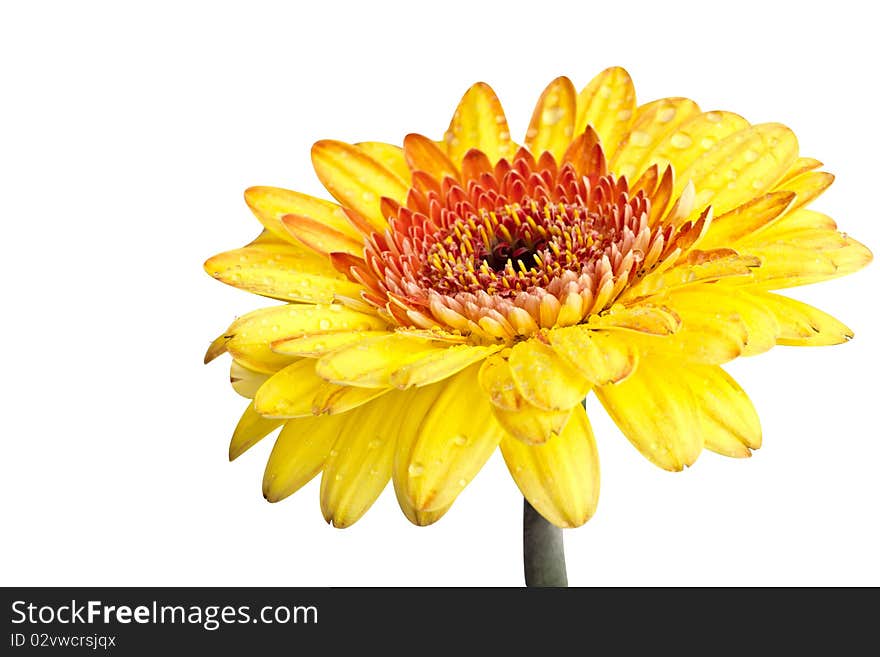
[318,319,331,330]
[670,133,693,149]
[408,463,425,477]
[541,107,565,125]
[452,435,468,446]
[629,130,651,147]
[657,107,676,123]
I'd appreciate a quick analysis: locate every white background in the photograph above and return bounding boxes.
[2,0,878,587]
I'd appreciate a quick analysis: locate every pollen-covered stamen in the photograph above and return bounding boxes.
[422,185,650,298]
[352,143,709,342]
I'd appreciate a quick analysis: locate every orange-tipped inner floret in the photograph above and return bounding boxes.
[342,134,710,343]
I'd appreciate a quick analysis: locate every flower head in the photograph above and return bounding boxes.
[205,68,871,528]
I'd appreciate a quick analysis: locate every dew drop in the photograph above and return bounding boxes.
[541,107,565,125]
[408,463,425,477]
[334,473,344,481]
[369,468,380,476]
[629,130,651,147]
[367,439,382,449]
[751,179,764,190]
[318,319,331,330]
[743,149,760,163]
[670,133,693,149]
[458,478,468,488]
[328,304,343,312]
[705,111,723,123]
[700,137,715,150]
[495,114,506,125]
[329,449,338,457]
[452,435,468,446]
[657,107,676,123]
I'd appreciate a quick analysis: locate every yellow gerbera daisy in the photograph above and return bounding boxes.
[204,67,871,539]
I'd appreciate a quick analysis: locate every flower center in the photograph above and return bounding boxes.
[349,140,708,341]
[420,188,646,298]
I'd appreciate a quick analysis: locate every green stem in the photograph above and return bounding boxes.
[522,498,568,587]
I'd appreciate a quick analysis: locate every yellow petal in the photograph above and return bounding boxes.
[746,291,854,346]
[229,402,283,461]
[779,156,822,183]
[311,139,408,231]
[204,333,228,364]
[224,303,387,374]
[320,392,403,527]
[230,360,269,398]
[677,123,799,214]
[699,191,796,248]
[395,365,505,512]
[254,359,387,418]
[389,344,501,388]
[477,355,570,444]
[280,214,365,257]
[750,208,836,235]
[493,404,572,446]
[354,141,411,183]
[315,333,448,388]
[611,97,701,180]
[660,286,778,360]
[625,250,760,299]
[525,76,577,162]
[574,67,636,159]
[645,110,750,179]
[500,404,600,528]
[403,133,459,181]
[253,359,326,417]
[741,235,872,289]
[244,186,359,243]
[508,340,591,412]
[395,485,451,527]
[548,325,638,386]
[596,358,703,471]
[271,330,392,357]
[444,82,513,164]
[204,240,363,303]
[588,304,681,335]
[262,413,349,502]
[773,170,834,213]
[678,364,761,458]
